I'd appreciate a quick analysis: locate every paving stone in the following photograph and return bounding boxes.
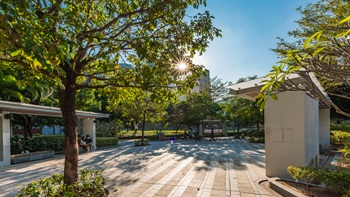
[0,138,273,197]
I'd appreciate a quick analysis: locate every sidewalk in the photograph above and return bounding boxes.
[0,137,273,197]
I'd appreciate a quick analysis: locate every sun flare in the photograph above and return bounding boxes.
[177,62,187,71]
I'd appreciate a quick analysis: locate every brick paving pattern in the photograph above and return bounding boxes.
[0,137,274,197]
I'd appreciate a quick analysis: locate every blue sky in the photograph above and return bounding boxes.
[190,0,317,83]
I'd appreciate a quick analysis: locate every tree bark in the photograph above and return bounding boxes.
[142,112,146,141]
[59,73,79,185]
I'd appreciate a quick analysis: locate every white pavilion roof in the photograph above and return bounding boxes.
[226,73,331,108]
[0,100,109,118]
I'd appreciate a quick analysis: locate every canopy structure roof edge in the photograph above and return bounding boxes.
[226,73,331,109]
[0,100,109,119]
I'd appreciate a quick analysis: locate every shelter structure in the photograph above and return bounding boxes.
[199,120,227,136]
[226,73,331,178]
[0,100,109,167]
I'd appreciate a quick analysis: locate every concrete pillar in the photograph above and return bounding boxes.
[199,123,203,137]
[83,118,96,146]
[0,113,11,167]
[264,91,320,178]
[319,108,330,151]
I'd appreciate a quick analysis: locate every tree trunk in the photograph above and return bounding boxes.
[59,75,78,185]
[142,113,146,141]
[256,122,260,137]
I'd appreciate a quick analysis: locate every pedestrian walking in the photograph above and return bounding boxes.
[210,127,216,141]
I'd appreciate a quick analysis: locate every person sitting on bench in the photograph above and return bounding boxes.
[79,136,91,152]
[85,135,97,151]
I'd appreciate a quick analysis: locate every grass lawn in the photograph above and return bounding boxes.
[117,130,184,137]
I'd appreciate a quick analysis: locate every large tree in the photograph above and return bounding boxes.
[179,91,220,131]
[0,0,221,184]
[210,76,232,102]
[258,0,350,117]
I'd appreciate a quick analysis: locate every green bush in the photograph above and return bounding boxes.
[288,166,350,196]
[96,137,119,147]
[331,131,350,144]
[17,169,107,197]
[10,135,64,154]
[11,135,119,154]
[331,124,350,132]
[249,137,265,143]
[134,139,149,146]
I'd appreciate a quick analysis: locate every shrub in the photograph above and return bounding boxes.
[17,169,107,197]
[330,124,350,132]
[331,131,350,144]
[287,166,321,189]
[96,137,119,147]
[249,137,265,143]
[288,166,350,196]
[11,135,119,154]
[134,139,149,146]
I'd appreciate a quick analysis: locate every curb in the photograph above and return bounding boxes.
[268,177,307,197]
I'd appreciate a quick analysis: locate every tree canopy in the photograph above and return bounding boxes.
[0,0,221,184]
[258,0,350,117]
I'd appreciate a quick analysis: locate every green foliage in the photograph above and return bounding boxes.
[134,139,150,146]
[95,137,119,147]
[17,169,107,197]
[222,76,263,131]
[210,76,232,102]
[11,135,119,154]
[10,135,65,154]
[287,166,321,189]
[288,166,350,196]
[331,130,350,144]
[258,0,350,117]
[248,137,265,143]
[331,124,350,132]
[1,0,221,183]
[177,91,220,127]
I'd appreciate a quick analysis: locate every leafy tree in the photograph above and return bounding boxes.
[0,0,221,184]
[221,76,263,134]
[258,0,350,117]
[179,91,220,131]
[76,89,101,112]
[108,88,169,140]
[210,76,232,102]
[0,65,58,138]
[167,102,186,135]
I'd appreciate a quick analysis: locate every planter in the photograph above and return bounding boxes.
[11,150,55,164]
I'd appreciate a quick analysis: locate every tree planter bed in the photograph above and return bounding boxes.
[11,150,55,164]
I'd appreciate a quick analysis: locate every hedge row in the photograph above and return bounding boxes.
[96,137,119,147]
[11,135,118,155]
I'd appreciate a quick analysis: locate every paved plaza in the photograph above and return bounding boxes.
[0,137,275,197]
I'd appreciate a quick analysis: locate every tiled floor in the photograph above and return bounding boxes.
[0,137,274,197]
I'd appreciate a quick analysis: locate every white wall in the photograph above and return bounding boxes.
[0,114,11,167]
[83,118,96,146]
[264,91,320,178]
[304,96,319,167]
